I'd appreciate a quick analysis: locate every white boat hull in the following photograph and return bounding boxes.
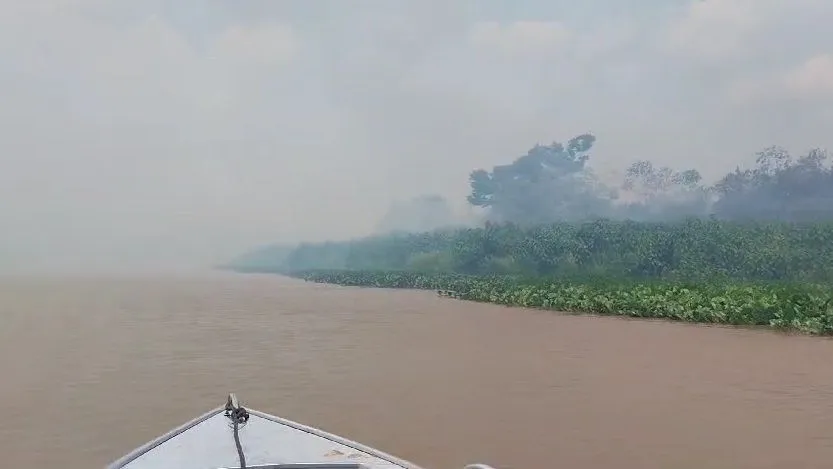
[107,394,489,469]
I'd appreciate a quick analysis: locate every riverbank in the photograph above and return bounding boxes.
[290,270,833,335]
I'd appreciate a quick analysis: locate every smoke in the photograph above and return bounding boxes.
[375,195,463,234]
[465,134,833,224]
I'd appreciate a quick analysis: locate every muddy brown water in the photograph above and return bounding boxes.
[2,272,833,469]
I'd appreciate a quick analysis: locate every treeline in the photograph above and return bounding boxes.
[278,219,833,283]
[466,135,833,224]
[226,135,833,333]
[230,134,833,283]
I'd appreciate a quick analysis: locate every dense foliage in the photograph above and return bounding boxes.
[270,218,833,335]
[280,219,833,283]
[294,270,833,335]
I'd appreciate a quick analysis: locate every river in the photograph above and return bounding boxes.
[2,272,833,468]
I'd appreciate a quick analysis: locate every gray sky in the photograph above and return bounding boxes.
[1,0,832,272]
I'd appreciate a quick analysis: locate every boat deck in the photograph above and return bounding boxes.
[109,408,415,469]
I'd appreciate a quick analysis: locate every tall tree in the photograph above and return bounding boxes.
[467,134,613,224]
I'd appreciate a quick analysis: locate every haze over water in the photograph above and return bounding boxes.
[3,272,833,469]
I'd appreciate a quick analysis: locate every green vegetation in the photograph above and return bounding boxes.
[282,219,833,283]
[274,218,833,334]
[229,134,833,334]
[295,270,833,335]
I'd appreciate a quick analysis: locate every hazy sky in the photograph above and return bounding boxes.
[1,0,831,272]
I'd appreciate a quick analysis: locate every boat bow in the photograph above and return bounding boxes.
[107,393,497,469]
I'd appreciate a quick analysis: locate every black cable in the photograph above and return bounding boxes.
[233,418,247,469]
[225,395,250,469]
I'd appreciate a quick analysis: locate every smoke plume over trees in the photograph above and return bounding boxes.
[466,134,832,224]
